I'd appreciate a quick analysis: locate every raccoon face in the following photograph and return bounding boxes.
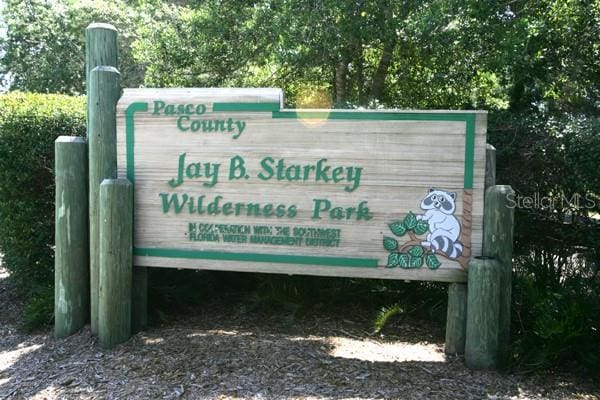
[420,188,457,214]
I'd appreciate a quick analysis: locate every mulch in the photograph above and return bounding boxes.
[0,268,598,400]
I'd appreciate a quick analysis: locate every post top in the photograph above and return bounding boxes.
[86,22,117,32]
[56,136,86,143]
[91,66,120,74]
[100,178,132,187]
[486,185,514,194]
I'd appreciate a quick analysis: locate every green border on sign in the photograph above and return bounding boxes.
[213,102,280,112]
[134,247,378,267]
[125,102,478,267]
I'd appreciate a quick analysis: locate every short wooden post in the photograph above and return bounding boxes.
[445,283,467,354]
[131,268,148,333]
[88,65,120,335]
[98,179,133,348]
[54,137,89,338]
[483,185,515,367]
[465,256,502,369]
[445,144,497,355]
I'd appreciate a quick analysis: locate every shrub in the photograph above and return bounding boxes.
[488,110,600,373]
[0,92,85,326]
[511,262,599,373]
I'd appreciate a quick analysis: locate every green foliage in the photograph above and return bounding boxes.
[126,0,599,110]
[0,92,85,326]
[2,1,598,112]
[511,258,600,373]
[22,284,55,331]
[489,111,600,280]
[370,280,449,334]
[373,303,406,334]
[0,0,144,94]
[489,111,600,373]
[126,0,512,108]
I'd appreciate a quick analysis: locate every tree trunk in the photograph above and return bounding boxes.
[370,2,396,102]
[356,46,368,106]
[370,39,395,102]
[335,59,348,106]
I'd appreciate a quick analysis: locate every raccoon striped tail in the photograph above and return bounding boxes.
[431,237,463,259]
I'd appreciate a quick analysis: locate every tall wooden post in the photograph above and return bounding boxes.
[483,184,515,367]
[98,179,133,348]
[445,144,497,355]
[86,23,117,99]
[485,144,496,191]
[86,23,118,335]
[54,137,89,338]
[88,65,120,335]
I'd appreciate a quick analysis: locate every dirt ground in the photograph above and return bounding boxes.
[0,268,598,400]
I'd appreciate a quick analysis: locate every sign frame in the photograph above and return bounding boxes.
[117,89,487,283]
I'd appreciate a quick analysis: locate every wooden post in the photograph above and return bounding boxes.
[98,179,133,348]
[465,256,502,369]
[485,144,496,191]
[88,65,120,335]
[445,144,497,355]
[131,268,148,333]
[86,22,118,336]
[445,283,467,354]
[86,23,117,100]
[54,137,89,338]
[483,184,515,367]
[465,183,515,370]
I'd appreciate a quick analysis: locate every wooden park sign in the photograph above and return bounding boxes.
[116,88,487,283]
[54,24,514,369]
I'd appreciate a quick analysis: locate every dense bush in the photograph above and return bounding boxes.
[488,111,600,373]
[0,92,85,324]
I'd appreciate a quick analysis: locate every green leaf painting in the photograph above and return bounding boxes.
[414,219,429,235]
[388,221,407,237]
[403,212,418,230]
[387,253,400,268]
[383,236,398,251]
[384,210,448,271]
[408,245,424,258]
[410,256,424,269]
[426,253,442,269]
[398,253,410,268]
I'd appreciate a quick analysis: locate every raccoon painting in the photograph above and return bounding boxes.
[417,188,464,259]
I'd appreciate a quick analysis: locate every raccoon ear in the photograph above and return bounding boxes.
[428,187,435,193]
[449,192,457,200]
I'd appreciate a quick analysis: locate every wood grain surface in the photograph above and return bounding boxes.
[116,88,487,283]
